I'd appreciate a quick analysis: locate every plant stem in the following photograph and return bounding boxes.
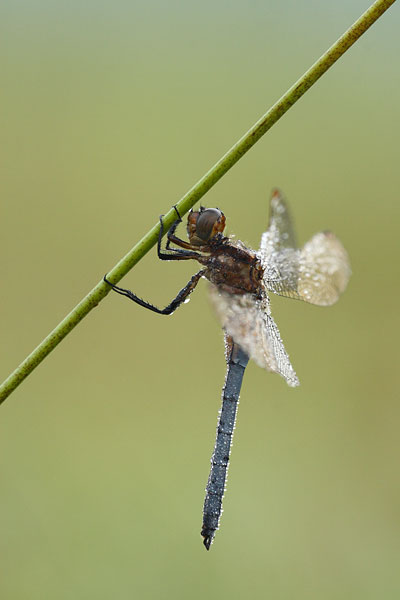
[0,0,396,405]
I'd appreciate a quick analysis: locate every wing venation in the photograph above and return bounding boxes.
[209,289,299,387]
[258,190,351,306]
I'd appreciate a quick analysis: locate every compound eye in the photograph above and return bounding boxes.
[196,208,225,241]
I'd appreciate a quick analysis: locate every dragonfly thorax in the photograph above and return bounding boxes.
[206,242,264,297]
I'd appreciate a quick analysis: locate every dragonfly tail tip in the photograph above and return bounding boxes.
[203,538,212,551]
[202,532,214,551]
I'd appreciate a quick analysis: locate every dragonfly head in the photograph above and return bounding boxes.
[187,207,226,246]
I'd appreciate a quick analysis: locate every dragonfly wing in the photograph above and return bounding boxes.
[258,189,302,300]
[261,231,351,306]
[262,311,300,387]
[259,188,298,256]
[209,288,299,387]
[295,231,351,305]
[258,190,351,306]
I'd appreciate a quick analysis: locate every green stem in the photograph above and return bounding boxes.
[0,0,396,405]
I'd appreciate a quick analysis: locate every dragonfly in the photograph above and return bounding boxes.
[104,189,351,550]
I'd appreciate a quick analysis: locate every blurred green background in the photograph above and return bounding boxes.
[1,1,400,598]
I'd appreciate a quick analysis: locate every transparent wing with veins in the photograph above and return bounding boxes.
[258,189,351,306]
[209,288,299,387]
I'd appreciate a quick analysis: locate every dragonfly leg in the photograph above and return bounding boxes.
[104,268,206,315]
[165,205,182,250]
[158,214,201,261]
